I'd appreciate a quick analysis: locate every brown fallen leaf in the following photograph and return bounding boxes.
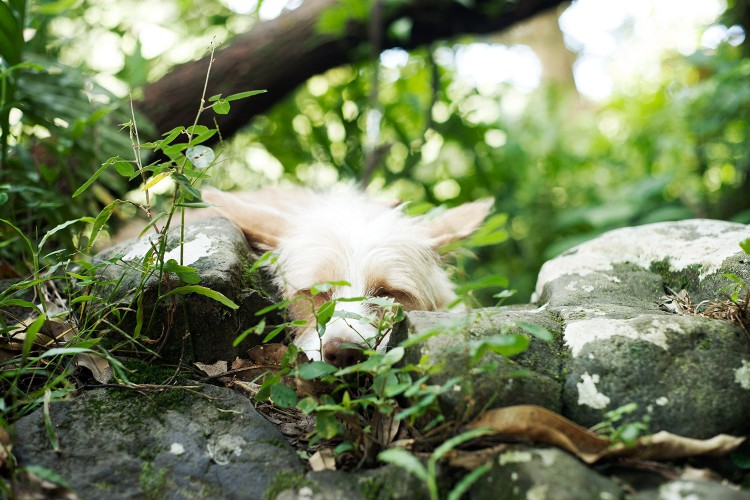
[246,343,288,366]
[372,409,400,446]
[605,431,745,462]
[76,353,113,384]
[466,405,745,465]
[195,360,229,378]
[309,449,336,471]
[467,405,610,463]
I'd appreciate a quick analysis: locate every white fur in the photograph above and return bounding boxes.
[203,185,492,363]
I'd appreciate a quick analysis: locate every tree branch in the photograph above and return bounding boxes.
[138,0,568,141]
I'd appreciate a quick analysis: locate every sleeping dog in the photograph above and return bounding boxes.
[202,186,492,366]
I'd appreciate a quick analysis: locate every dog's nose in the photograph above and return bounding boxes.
[323,340,363,367]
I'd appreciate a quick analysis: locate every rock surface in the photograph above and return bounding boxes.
[13,218,750,498]
[92,217,279,364]
[398,219,750,438]
[13,384,305,499]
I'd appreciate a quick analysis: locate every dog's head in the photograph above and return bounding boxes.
[203,186,492,366]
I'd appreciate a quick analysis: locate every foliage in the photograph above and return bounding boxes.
[589,403,650,447]
[0,0,136,261]
[0,36,265,493]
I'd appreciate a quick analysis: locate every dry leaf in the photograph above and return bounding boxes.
[195,360,228,378]
[309,449,336,471]
[467,405,610,463]
[246,343,288,366]
[76,353,113,384]
[372,410,400,446]
[605,431,745,462]
[231,356,252,371]
[466,405,745,465]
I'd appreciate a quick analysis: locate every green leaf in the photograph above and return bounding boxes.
[455,275,509,295]
[315,300,336,327]
[296,396,318,414]
[298,361,337,380]
[0,298,36,308]
[262,324,285,343]
[469,334,529,365]
[38,217,85,252]
[22,465,73,490]
[87,200,121,253]
[171,172,201,200]
[447,463,491,500]
[431,428,492,462]
[381,346,405,367]
[72,161,110,198]
[741,238,750,255]
[190,128,218,146]
[161,285,239,310]
[22,314,47,362]
[270,383,298,408]
[315,411,342,439]
[161,259,201,284]
[233,319,266,347]
[377,449,429,483]
[226,89,267,101]
[152,126,185,151]
[517,321,554,341]
[113,159,135,177]
[212,99,230,115]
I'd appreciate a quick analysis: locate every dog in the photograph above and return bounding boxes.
[202,186,493,366]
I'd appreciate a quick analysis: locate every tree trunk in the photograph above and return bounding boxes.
[138,0,569,141]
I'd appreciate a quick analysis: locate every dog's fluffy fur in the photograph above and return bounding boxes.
[203,186,492,365]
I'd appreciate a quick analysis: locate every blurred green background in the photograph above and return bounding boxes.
[2,0,749,304]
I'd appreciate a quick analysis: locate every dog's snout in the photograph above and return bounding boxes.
[323,340,363,368]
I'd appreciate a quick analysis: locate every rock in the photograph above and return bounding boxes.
[272,467,428,500]
[13,384,305,499]
[631,479,750,500]
[537,220,750,438]
[91,217,280,364]
[469,446,624,500]
[396,219,750,437]
[562,312,750,438]
[391,307,564,419]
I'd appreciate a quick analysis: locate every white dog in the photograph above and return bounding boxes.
[202,186,492,366]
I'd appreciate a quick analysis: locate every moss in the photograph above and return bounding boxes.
[139,461,169,500]
[359,475,389,500]
[262,472,316,500]
[650,259,703,293]
[258,437,289,449]
[83,359,200,434]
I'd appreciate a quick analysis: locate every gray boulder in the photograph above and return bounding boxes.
[91,217,279,364]
[397,219,750,438]
[13,384,305,499]
[470,446,624,500]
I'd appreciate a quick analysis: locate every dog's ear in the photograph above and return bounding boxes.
[201,188,287,249]
[423,198,494,249]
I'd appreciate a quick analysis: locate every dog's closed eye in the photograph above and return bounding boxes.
[368,285,416,309]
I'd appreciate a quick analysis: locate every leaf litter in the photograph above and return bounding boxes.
[1,279,113,384]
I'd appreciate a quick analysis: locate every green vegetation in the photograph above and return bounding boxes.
[2,0,750,497]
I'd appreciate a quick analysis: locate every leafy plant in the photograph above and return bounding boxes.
[378,428,493,500]
[589,402,650,446]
